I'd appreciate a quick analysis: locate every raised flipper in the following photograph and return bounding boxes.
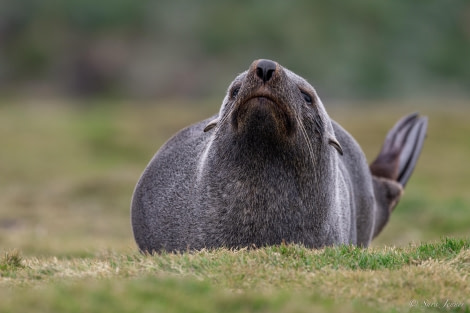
[370,113,428,186]
[369,113,428,238]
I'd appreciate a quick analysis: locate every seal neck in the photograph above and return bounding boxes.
[199,128,333,203]
[195,133,336,248]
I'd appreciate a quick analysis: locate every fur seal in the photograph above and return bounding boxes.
[131,59,428,253]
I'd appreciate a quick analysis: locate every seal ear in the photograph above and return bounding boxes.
[328,137,343,155]
[203,118,218,132]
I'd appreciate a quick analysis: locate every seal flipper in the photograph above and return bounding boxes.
[371,177,403,238]
[370,113,428,186]
[396,116,428,186]
[369,113,428,238]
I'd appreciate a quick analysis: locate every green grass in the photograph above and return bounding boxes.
[0,100,469,312]
[1,238,469,312]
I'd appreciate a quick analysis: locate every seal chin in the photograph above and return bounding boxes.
[231,95,295,140]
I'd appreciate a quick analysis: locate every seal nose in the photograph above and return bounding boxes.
[256,59,277,83]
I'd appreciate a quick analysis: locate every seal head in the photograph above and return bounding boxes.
[204,59,342,156]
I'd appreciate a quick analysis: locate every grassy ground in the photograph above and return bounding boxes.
[0,99,469,312]
[1,239,469,312]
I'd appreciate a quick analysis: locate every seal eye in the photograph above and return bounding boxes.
[230,86,241,99]
[300,90,313,105]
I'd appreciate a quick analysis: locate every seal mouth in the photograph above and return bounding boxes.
[243,95,278,111]
[244,92,277,104]
[231,92,295,138]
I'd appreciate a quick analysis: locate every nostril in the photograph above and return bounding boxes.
[256,59,277,83]
[256,67,264,81]
[265,69,274,81]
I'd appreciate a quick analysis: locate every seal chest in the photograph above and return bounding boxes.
[131,59,428,253]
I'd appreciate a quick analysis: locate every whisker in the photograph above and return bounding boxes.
[214,102,235,133]
[294,114,316,166]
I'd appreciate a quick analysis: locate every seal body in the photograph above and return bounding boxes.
[131,59,427,252]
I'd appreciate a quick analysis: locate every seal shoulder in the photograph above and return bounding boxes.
[331,119,376,245]
[131,114,216,252]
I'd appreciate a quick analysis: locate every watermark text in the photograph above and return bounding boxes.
[409,299,465,310]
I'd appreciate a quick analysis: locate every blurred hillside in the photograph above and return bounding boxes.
[0,0,469,101]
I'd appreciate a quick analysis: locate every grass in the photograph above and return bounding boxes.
[0,250,24,273]
[1,238,469,312]
[0,99,469,312]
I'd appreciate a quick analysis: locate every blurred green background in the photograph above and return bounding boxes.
[1,0,469,100]
[0,0,469,256]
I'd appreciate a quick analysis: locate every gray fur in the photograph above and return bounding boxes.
[131,59,426,253]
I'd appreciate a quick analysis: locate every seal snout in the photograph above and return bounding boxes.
[255,59,277,83]
[227,59,296,138]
